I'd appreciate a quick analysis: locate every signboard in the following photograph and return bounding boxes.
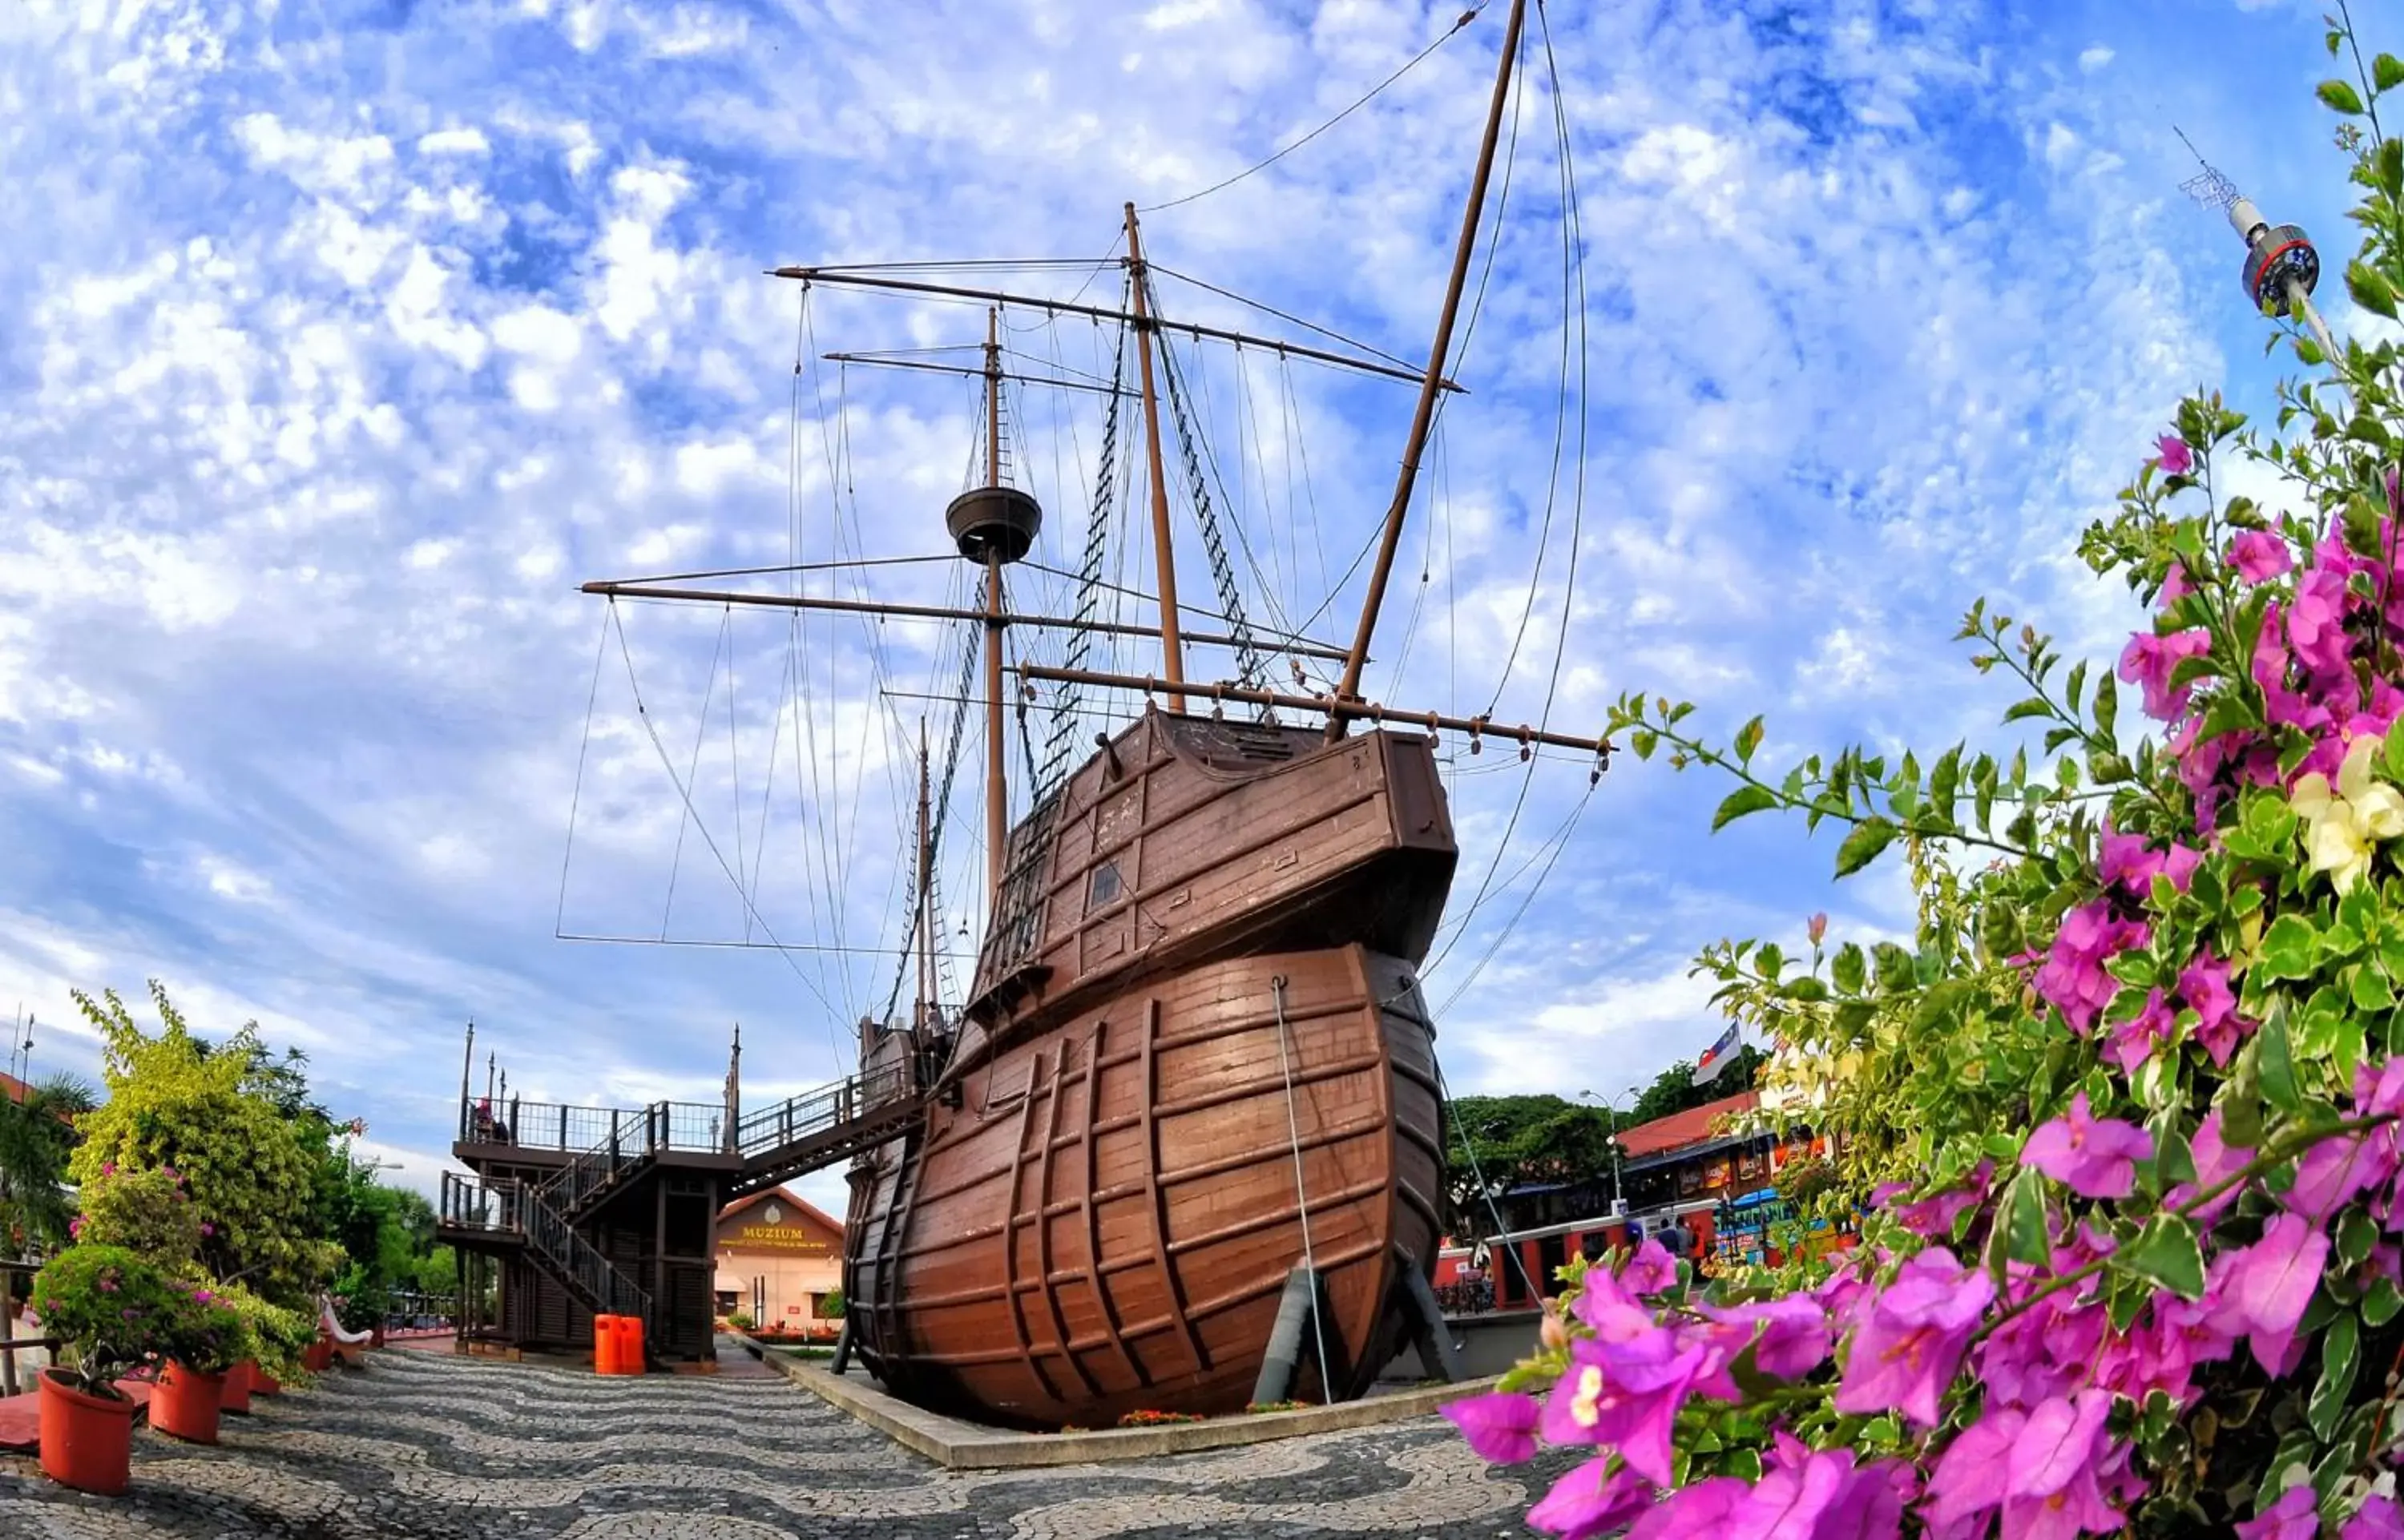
[786,1304,801,1316]
[729,1224,829,1252]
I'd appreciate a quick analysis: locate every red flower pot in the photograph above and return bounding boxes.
[37,1369,134,1496]
[149,1362,225,1445]
[250,1364,283,1397]
[302,1339,333,1373]
[220,1360,255,1415]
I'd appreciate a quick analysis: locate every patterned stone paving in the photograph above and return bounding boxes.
[0,1344,1576,1538]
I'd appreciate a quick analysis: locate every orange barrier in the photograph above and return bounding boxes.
[616,1315,644,1375]
[592,1315,621,1375]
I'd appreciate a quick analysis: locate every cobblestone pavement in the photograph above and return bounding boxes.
[0,1345,1577,1538]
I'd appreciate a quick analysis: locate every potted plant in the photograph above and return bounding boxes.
[215,1284,310,1405]
[28,1245,179,1495]
[146,1284,251,1445]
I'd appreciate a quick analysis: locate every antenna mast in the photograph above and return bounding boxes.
[2174,126,2338,360]
[1332,0,1527,726]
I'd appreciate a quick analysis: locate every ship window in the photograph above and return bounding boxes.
[1087,861,1123,910]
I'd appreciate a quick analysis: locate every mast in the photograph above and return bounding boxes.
[1332,0,1528,724]
[1123,204,1188,711]
[982,308,1010,902]
[915,721,934,1030]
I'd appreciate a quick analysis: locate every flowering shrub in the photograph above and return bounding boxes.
[155,1283,252,1377]
[215,1282,313,1381]
[1116,1409,1207,1427]
[29,1246,184,1397]
[1442,24,2404,1538]
[75,1165,204,1268]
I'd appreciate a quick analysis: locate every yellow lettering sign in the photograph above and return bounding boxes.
[725,1224,829,1252]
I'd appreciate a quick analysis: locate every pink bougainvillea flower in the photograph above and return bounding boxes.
[1690,1295,1833,1398]
[2240,1484,2321,1540]
[2177,955,2252,1067]
[2104,989,2176,1077]
[2212,1214,2331,1374]
[1537,1332,1708,1486]
[2117,627,2213,722]
[2098,829,2200,898]
[2289,565,2356,683]
[1886,1161,1995,1240]
[1723,1448,1902,1540]
[1835,1248,1995,1427]
[2229,530,2294,583]
[2031,901,2150,1036]
[2286,1130,2398,1222]
[2160,559,2194,606]
[1571,1266,1658,1344]
[1442,1391,1539,1465]
[2346,1493,2404,1540]
[1627,1478,1749,1540]
[2004,1392,2113,1506]
[1618,1236,1679,1296]
[2156,433,2193,476]
[2022,1092,2153,1199]
[1525,1455,1655,1540]
[2164,1109,2251,1226]
[1923,1406,2025,1531]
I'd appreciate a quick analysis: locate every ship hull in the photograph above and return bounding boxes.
[842,943,1443,1429]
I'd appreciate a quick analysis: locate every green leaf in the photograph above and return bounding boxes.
[2341,1208,2380,1270]
[2092,672,2117,740]
[2261,914,2321,982]
[1733,716,1765,766]
[1833,818,1900,878]
[2113,1211,2207,1301]
[2349,260,2399,320]
[2221,1037,2267,1151]
[2380,53,2404,93]
[2003,1169,2051,1267]
[2063,659,2087,713]
[2153,1123,2198,1189]
[2310,1312,2361,1442]
[2003,697,2052,724]
[2368,1278,2404,1328]
[2320,77,2369,114]
[1631,729,1658,761]
[1712,785,1779,832]
[1781,977,1830,1003]
[2355,966,2397,1013]
[2261,1005,2303,1115]
[1832,942,1866,994]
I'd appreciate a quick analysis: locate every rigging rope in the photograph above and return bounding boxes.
[1150,288,1270,699]
[1138,3,1491,213]
[1269,974,1333,1399]
[885,625,982,1024]
[1038,280,1133,803]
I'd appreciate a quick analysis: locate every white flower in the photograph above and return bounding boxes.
[2291,736,2404,893]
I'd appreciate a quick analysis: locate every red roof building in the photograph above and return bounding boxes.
[1614,1090,1761,1160]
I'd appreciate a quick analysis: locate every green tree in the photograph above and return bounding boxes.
[67,982,341,1307]
[1439,1094,1618,1240]
[0,1072,95,1261]
[1619,1043,1764,1128]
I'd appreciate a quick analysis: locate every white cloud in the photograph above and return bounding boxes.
[417,127,491,156]
[2078,45,2115,72]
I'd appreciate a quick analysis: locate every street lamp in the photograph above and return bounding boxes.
[1580,1086,1642,1215]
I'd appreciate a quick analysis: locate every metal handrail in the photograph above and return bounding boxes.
[439,1173,650,1329]
[534,1099,728,1216]
[733,1063,918,1160]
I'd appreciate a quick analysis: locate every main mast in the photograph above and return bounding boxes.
[982,309,1009,902]
[1123,204,1188,710]
[1331,0,1528,724]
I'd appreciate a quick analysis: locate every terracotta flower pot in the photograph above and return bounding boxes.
[302,1339,333,1373]
[219,1360,254,1415]
[250,1364,283,1397]
[149,1362,225,1445]
[37,1369,134,1496]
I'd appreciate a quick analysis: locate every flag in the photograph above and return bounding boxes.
[1692,1022,1742,1086]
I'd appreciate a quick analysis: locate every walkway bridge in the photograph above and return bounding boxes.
[446,1025,940,1365]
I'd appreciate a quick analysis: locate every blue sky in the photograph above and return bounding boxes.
[0,0,2374,1212]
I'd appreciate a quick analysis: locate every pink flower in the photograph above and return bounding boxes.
[2022,1092,2154,1199]
[2031,901,2149,1036]
[1526,1457,1655,1540]
[1442,1391,1539,1464]
[1835,1248,1995,1427]
[1925,1407,2025,1531]
[1628,1478,1749,1540]
[2104,989,2176,1076]
[1883,1162,1995,1240]
[2241,1484,2321,1540]
[2289,565,2354,682]
[1689,1296,1832,1397]
[199,1222,215,1237]
[2164,1109,2252,1227]
[2098,830,2200,898]
[2160,560,2194,605]
[2178,955,2252,1066]
[1618,1237,1679,1296]
[2285,1129,2398,1222]
[2212,1214,2330,1374]
[2117,628,2212,722]
[1539,1329,1709,1486]
[2156,433,2194,476]
[99,1161,115,1178]
[2229,530,2293,583]
[1724,1448,1902,1538]
[2346,1493,2404,1540]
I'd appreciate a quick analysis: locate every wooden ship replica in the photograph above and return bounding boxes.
[516,0,1606,1420]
